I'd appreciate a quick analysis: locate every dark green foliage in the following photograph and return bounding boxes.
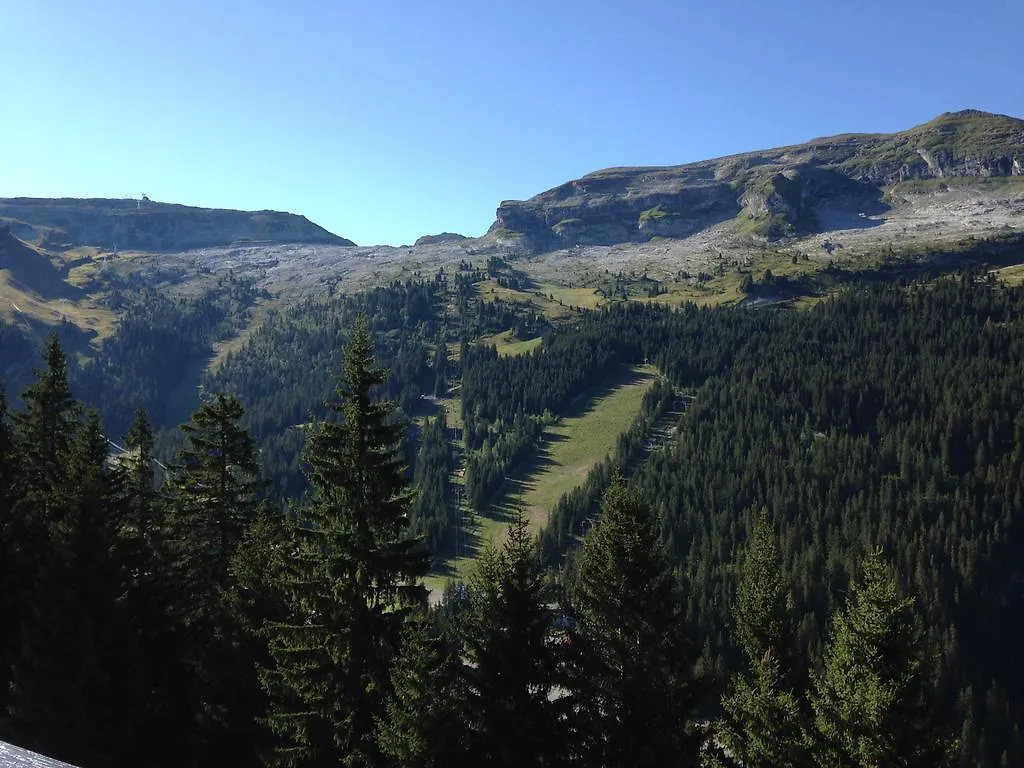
[458,508,563,767]
[165,393,266,766]
[169,392,264,597]
[734,510,798,680]
[376,615,467,767]
[460,330,625,450]
[567,479,703,767]
[6,261,1024,766]
[261,317,429,767]
[1,338,80,728]
[410,412,454,552]
[76,277,262,436]
[464,411,547,508]
[712,511,811,768]
[540,377,677,564]
[203,277,445,498]
[11,335,79,518]
[0,387,15,715]
[809,551,955,767]
[6,410,144,767]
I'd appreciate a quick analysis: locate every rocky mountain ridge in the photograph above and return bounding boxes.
[0,197,353,252]
[485,110,1024,252]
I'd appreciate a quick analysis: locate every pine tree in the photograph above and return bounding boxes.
[567,478,703,768]
[712,509,811,768]
[458,508,562,767]
[809,550,955,767]
[261,317,429,767]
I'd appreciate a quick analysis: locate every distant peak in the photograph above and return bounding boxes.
[414,232,468,246]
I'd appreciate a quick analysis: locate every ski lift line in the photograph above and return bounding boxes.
[102,435,169,471]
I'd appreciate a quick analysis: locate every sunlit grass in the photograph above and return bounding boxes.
[427,365,657,589]
[475,330,543,357]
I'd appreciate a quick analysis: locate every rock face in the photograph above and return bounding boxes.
[0,197,354,251]
[484,110,1024,252]
[414,232,468,246]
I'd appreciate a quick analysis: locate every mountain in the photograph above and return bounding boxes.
[0,197,354,251]
[484,110,1024,252]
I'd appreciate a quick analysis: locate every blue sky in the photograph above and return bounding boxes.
[2,1,1022,246]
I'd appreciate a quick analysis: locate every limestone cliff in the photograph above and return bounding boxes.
[484,110,1024,252]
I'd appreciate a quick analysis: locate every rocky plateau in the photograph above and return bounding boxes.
[2,110,1024,309]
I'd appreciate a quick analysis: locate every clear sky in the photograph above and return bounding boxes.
[2,1,1022,246]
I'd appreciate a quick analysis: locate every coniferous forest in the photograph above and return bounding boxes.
[3,267,1024,766]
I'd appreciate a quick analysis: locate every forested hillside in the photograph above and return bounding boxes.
[491,273,1024,765]
[3,260,1024,766]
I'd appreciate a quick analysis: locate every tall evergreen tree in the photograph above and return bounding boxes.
[170,392,264,599]
[120,407,159,555]
[0,386,17,719]
[458,508,563,767]
[1,338,81,738]
[261,317,429,767]
[0,387,12,513]
[376,614,467,767]
[166,393,266,766]
[115,408,194,768]
[809,550,955,767]
[712,509,811,768]
[11,334,79,524]
[567,478,703,768]
[6,410,144,767]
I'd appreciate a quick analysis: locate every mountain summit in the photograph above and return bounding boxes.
[485,110,1024,252]
[0,197,353,251]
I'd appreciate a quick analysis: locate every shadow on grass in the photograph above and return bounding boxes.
[428,364,656,579]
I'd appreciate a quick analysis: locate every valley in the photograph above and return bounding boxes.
[2,108,1024,766]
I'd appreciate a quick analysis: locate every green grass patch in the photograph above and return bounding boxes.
[993,261,1024,286]
[553,218,583,229]
[888,176,1024,197]
[478,279,581,321]
[639,205,668,224]
[476,330,543,357]
[429,365,657,584]
[208,297,278,372]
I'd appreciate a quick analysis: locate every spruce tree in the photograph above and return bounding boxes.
[167,393,266,766]
[712,509,811,768]
[261,317,429,767]
[6,410,144,767]
[376,614,467,767]
[170,392,263,599]
[11,334,79,524]
[120,407,159,555]
[0,387,16,719]
[809,550,955,767]
[458,508,562,767]
[0,387,12,513]
[2,338,81,740]
[115,408,194,768]
[567,478,703,768]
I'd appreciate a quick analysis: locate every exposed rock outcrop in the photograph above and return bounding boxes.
[0,198,354,251]
[483,110,1024,252]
